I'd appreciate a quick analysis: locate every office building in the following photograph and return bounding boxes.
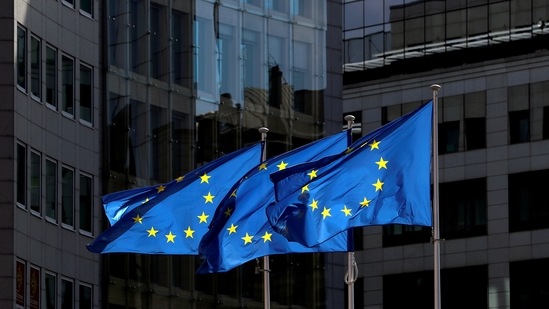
[3,0,348,308]
[343,0,549,308]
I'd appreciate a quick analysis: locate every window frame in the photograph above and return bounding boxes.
[79,173,93,235]
[17,25,27,92]
[61,165,75,229]
[61,54,75,118]
[45,158,58,223]
[45,44,58,109]
[30,150,42,215]
[30,34,42,100]
[79,63,93,125]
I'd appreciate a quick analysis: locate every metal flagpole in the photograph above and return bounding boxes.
[258,127,271,309]
[430,84,442,309]
[344,115,356,309]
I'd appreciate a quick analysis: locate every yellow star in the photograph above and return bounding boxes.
[132,214,143,224]
[373,179,384,191]
[230,189,237,197]
[309,199,319,211]
[376,157,388,169]
[146,226,158,237]
[175,176,184,182]
[261,231,273,243]
[369,140,380,150]
[199,173,211,184]
[224,207,233,217]
[301,184,309,193]
[276,161,288,170]
[307,169,318,179]
[156,185,166,193]
[321,207,332,219]
[197,211,209,223]
[341,205,352,216]
[242,232,254,245]
[165,231,176,243]
[360,197,371,207]
[227,223,238,234]
[203,192,215,203]
[258,163,268,171]
[184,226,195,238]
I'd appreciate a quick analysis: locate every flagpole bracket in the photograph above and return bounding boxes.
[255,259,271,274]
[430,237,445,244]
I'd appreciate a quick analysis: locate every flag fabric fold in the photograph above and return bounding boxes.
[197,130,353,273]
[87,143,263,255]
[266,101,433,247]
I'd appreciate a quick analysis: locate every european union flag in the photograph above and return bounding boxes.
[87,143,263,254]
[266,102,433,247]
[197,130,353,273]
[102,186,159,225]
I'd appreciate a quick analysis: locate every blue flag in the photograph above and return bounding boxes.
[266,101,433,247]
[87,143,263,254]
[197,130,353,273]
[102,186,159,225]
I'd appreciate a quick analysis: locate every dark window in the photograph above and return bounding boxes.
[464,117,486,150]
[79,284,92,309]
[62,55,74,116]
[30,151,41,214]
[384,265,487,309]
[46,159,57,220]
[509,170,549,232]
[45,273,56,309]
[80,0,93,16]
[510,258,549,308]
[79,64,92,123]
[509,110,530,144]
[61,166,74,227]
[543,106,549,139]
[17,26,26,90]
[17,144,27,206]
[383,223,431,247]
[439,121,460,154]
[61,278,73,309]
[79,174,92,233]
[30,35,41,98]
[440,178,487,239]
[46,46,57,107]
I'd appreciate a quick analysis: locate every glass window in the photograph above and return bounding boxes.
[46,46,57,107]
[79,64,92,124]
[530,81,549,141]
[439,121,460,154]
[150,3,168,81]
[30,151,41,214]
[29,266,40,309]
[464,91,486,150]
[62,55,74,116]
[62,166,74,227]
[509,110,530,143]
[17,25,26,90]
[79,283,92,309]
[129,0,148,75]
[510,258,549,308]
[61,278,73,309]
[17,143,26,207]
[80,0,93,17]
[171,8,191,87]
[46,159,57,221]
[440,178,487,239]
[45,273,56,309]
[79,174,92,233]
[509,169,549,232]
[544,106,549,139]
[30,35,41,99]
[384,265,488,309]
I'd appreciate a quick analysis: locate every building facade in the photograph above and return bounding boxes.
[343,0,549,308]
[2,0,348,308]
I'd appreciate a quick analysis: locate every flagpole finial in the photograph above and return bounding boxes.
[430,84,441,91]
[344,115,355,122]
[258,127,269,134]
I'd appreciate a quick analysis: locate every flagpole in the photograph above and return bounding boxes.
[259,127,271,309]
[344,115,356,309]
[430,84,442,309]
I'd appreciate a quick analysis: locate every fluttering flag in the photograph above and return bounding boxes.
[197,130,353,273]
[87,143,263,254]
[266,101,433,247]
